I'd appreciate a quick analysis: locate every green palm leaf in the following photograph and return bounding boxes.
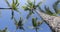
[5,0,10,7]
[5,0,21,19]
[15,0,18,4]
[38,7,45,13]
[36,2,42,7]
[5,0,20,11]
[44,6,53,15]
[22,6,31,11]
[32,18,37,27]
[53,1,60,14]
[17,17,25,30]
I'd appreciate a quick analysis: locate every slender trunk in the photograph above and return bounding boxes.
[11,10,14,19]
[35,27,38,32]
[0,8,12,9]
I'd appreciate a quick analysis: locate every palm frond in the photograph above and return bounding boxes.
[26,11,33,19]
[27,0,33,5]
[16,3,20,7]
[5,0,10,7]
[22,6,30,11]
[36,2,42,7]
[38,7,45,13]
[17,17,25,30]
[18,17,23,26]
[44,6,53,15]
[15,0,18,4]
[32,18,37,27]
[53,1,60,14]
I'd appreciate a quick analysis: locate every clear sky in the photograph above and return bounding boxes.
[0,0,57,32]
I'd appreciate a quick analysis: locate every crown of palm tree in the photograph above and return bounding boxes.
[5,0,21,19]
[5,0,19,11]
[14,17,25,31]
[31,17,43,32]
[22,0,44,19]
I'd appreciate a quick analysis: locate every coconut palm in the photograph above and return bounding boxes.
[5,0,20,19]
[31,17,43,32]
[22,0,43,19]
[14,17,25,31]
[5,0,19,10]
[22,0,60,32]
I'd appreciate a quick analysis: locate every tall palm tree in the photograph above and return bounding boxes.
[22,0,60,32]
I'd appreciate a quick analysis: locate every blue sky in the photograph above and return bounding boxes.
[0,0,57,32]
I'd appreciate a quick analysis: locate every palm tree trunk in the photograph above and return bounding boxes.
[35,10,57,32]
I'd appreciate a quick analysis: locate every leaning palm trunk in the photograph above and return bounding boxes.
[35,10,60,32]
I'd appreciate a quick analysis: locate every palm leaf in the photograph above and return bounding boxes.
[16,3,20,7]
[17,17,25,30]
[27,0,33,6]
[14,17,18,25]
[18,17,23,27]
[27,11,33,19]
[36,2,42,7]
[32,18,37,27]
[53,1,60,14]
[22,6,30,11]
[38,7,45,13]
[15,0,18,4]
[44,6,53,15]
[5,0,10,7]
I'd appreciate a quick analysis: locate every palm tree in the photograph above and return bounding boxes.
[14,17,25,31]
[31,17,43,32]
[4,0,20,19]
[22,0,60,32]
[0,27,7,32]
[22,0,43,19]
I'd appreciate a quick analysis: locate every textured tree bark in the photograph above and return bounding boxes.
[35,10,60,32]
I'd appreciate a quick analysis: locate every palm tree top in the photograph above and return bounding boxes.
[22,0,45,19]
[5,0,20,11]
